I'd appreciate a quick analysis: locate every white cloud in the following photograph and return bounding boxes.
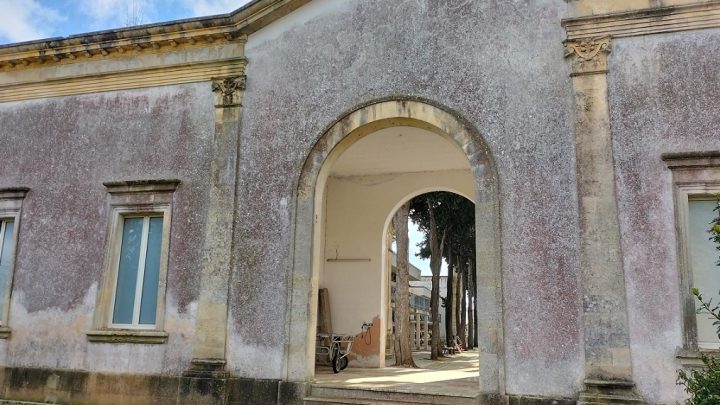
[75,0,253,31]
[183,0,252,17]
[77,0,155,29]
[0,0,66,44]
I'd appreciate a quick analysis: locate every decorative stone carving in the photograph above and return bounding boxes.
[212,75,247,107]
[565,36,611,61]
[565,36,611,76]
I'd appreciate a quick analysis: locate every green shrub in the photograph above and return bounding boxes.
[677,352,720,405]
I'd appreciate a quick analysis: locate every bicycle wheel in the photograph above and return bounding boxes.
[331,345,341,373]
[338,355,348,371]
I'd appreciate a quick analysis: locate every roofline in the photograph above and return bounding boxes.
[0,0,309,69]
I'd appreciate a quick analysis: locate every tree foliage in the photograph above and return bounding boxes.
[409,192,475,353]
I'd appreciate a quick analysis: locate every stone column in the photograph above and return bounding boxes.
[186,75,246,376]
[414,312,421,350]
[424,315,430,351]
[565,37,641,404]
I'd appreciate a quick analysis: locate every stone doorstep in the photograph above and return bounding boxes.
[577,396,644,405]
[304,397,425,405]
[307,386,478,405]
[0,401,48,405]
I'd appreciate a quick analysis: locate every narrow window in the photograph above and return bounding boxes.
[0,219,15,323]
[688,199,720,350]
[663,150,720,360]
[0,187,28,337]
[87,179,178,344]
[111,215,163,328]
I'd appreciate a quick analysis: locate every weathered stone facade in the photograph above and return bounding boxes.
[0,0,719,403]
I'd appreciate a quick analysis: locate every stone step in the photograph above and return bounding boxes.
[0,401,49,405]
[304,396,420,405]
[306,386,478,405]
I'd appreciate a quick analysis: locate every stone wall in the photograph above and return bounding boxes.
[236,0,583,396]
[0,83,214,375]
[608,28,720,403]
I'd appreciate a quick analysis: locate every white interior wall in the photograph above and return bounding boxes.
[320,169,473,367]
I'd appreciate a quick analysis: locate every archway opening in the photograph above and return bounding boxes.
[287,100,503,399]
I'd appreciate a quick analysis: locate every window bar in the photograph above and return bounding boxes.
[131,217,150,326]
[0,221,5,264]
[0,220,4,325]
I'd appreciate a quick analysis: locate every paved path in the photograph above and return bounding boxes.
[313,350,479,397]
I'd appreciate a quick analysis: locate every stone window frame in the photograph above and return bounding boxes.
[87,179,179,344]
[663,151,720,365]
[0,187,29,339]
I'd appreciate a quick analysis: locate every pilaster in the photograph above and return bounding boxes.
[186,75,246,378]
[565,36,642,404]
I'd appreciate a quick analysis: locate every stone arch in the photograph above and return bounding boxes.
[285,99,503,396]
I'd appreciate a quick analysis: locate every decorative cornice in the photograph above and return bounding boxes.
[662,151,720,170]
[104,179,181,194]
[0,187,30,200]
[564,36,611,76]
[562,2,720,40]
[0,58,246,103]
[0,0,308,72]
[212,76,247,107]
[0,30,246,72]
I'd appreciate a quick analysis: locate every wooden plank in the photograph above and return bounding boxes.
[317,288,332,334]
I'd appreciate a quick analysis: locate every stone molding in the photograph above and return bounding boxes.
[565,36,611,76]
[0,0,308,71]
[0,0,310,103]
[0,58,247,103]
[677,347,719,367]
[85,329,169,344]
[0,187,30,200]
[0,31,246,72]
[562,2,720,40]
[103,179,181,194]
[662,151,720,169]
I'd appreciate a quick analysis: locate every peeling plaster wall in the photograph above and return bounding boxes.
[608,29,720,403]
[0,83,214,374]
[235,0,583,396]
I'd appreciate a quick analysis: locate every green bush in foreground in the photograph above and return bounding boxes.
[677,351,720,404]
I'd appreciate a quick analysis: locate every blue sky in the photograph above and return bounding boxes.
[0,0,252,45]
[405,220,448,277]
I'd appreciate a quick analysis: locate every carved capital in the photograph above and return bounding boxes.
[212,75,246,107]
[565,36,611,76]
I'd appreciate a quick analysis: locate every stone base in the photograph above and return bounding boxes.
[0,365,307,405]
[184,358,230,379]
[508,395,576,405]
[578,379,643,405]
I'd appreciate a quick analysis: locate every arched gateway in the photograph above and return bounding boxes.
[285,99,504,397]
